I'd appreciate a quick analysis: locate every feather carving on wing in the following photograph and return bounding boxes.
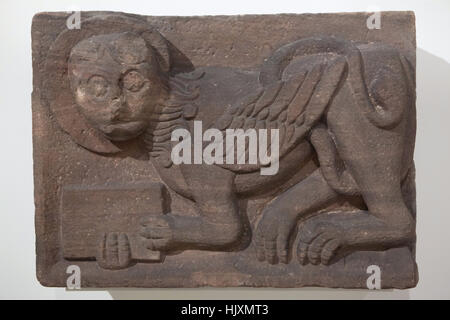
[214,44,348,173]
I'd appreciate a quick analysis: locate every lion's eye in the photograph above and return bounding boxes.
[87,75,109,99]
[123,70,146,92]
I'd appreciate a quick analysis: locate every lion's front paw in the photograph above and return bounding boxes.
[139,215,176,251]
[255,208,298,264]
[297,219,345,266]
[97,232,132,270]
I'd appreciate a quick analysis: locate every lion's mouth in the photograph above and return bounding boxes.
[100,121,147,141]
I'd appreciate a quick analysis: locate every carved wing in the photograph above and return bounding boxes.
[214,55,347,172]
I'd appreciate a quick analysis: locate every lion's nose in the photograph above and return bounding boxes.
[111,97,120,106]
[110,97,125,119]
[110,97,121,109]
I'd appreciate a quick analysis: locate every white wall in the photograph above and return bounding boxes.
[1,0,449,300]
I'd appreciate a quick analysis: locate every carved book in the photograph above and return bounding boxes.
[32,11,417,288]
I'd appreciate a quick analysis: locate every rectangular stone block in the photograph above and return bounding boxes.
[61,183,169,262]
[32,11,417,288]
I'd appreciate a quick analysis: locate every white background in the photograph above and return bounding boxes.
[0,0,449,300]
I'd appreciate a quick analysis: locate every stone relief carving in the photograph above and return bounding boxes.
[33,12,417,288]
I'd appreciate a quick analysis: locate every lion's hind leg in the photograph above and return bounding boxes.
[296,74,416,265]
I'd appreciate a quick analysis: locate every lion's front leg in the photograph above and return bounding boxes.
[140,164,243,251]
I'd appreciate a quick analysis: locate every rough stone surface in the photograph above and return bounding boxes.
[32,11,417,288]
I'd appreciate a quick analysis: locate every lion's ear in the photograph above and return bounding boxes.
[142,30,171,73]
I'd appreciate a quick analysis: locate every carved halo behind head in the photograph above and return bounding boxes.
[44,14,172,154]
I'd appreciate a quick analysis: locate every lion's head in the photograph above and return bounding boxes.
[68,32,169,142]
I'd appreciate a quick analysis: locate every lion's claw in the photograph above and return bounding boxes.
[139,215,176,251]
[297,219,344,265]
[97,232,132,270]
[255,208,297,264]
